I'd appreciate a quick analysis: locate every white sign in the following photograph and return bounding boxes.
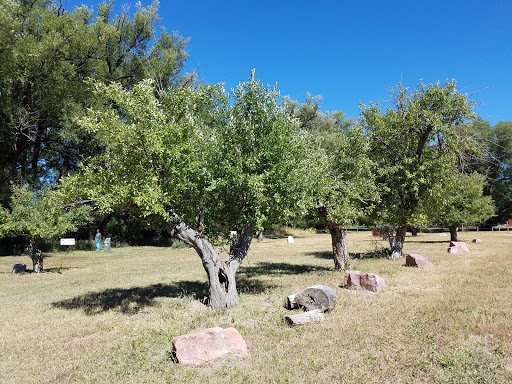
[60,238,76,246]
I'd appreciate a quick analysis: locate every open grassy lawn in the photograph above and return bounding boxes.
[1,231,512,383]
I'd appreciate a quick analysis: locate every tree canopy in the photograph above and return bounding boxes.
[361,80,477,258]
[0,0,188,203]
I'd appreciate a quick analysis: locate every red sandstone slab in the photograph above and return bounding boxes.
[405,254,434,268]
[344,270,385,293]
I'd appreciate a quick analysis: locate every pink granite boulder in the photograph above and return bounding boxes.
[447,241,469,254]
[405,254,434,268]
[344,270,385,293]
[172,327,248,365]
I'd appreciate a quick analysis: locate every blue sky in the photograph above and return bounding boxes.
[65,0,511,125]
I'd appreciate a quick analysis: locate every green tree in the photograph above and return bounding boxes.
[0,185,91,272]
[427,172,494,241]
[286,96,377,270]
[61,73,311,309]
[361,80,476,258]
[0,0,188,202]
[314,124,377,270]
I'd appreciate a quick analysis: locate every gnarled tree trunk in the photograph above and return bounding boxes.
[449,225,458,242]
[316,202,350,271]
[165,211,252,310]
[389,225,407,259]
[27,239,43,273]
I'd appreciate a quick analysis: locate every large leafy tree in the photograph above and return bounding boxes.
[61,73,312,309]
[314,125,377,270]
[361,80,476,258]
[0,185,91,272]
[0,0,188,203]
[286,96,377,270]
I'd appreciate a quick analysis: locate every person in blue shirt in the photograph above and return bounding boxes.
[95,229,101,251]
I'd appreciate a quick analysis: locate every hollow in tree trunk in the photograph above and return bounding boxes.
[389,225,407,259]
[165,211,252,310]
[316,202,350,271]
[449,225,458,242]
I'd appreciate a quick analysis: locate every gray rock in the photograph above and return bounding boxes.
[11,264,26,274]
[289,285,337,312]
[285,310,325,326]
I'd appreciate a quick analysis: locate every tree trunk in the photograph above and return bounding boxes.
[257,230,263,242]
[329,224,349,271]
[27,239,43,273]
[165,211,252,310]
[408,226,418,236]
[316,202,350,271]
[449,225,458,242]
[389,225,407,259]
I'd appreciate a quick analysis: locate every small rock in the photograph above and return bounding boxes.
[405,254,434,268]
[447,241,469,254]
[472,239,482,244]
[11,264,26,274]
[344,270,385,293]
[285,310,325,326]
[287,235,294,244]
[172,327,247,366]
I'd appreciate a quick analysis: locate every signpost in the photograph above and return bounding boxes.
[60,238,75,253]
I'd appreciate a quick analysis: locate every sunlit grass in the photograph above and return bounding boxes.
[1,231,511,383]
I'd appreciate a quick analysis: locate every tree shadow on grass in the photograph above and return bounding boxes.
[52,277,275,315]
[351,251,387,260]
[52,281,209,315]
[406,240,451,244]
[44,267,74,274]
[310,251,333,260]
[239,261,331,278]
[310,250,386,260]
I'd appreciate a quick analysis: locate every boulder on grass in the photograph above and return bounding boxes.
[472,238,482,244]
[405,254,434,269]
[447,241,469,254]
[11,264,26,274]
[285,309,325,326]
[172,327,247,366]
[287,285,336,312]
[344,270,385,293]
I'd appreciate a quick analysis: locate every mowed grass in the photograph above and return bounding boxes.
[1,231,512,383]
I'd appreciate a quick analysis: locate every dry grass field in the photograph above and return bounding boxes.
[1,230,511,383]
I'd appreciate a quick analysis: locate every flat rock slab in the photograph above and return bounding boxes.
[405,254,434,268]
[448,241,469,254]
[285,310,325,326]
[344,270,385,293]
[287,285,336,312]
[11,264,26,274]
[172,327,247,366]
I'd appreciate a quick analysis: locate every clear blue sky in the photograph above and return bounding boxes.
[65,0,511,125]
